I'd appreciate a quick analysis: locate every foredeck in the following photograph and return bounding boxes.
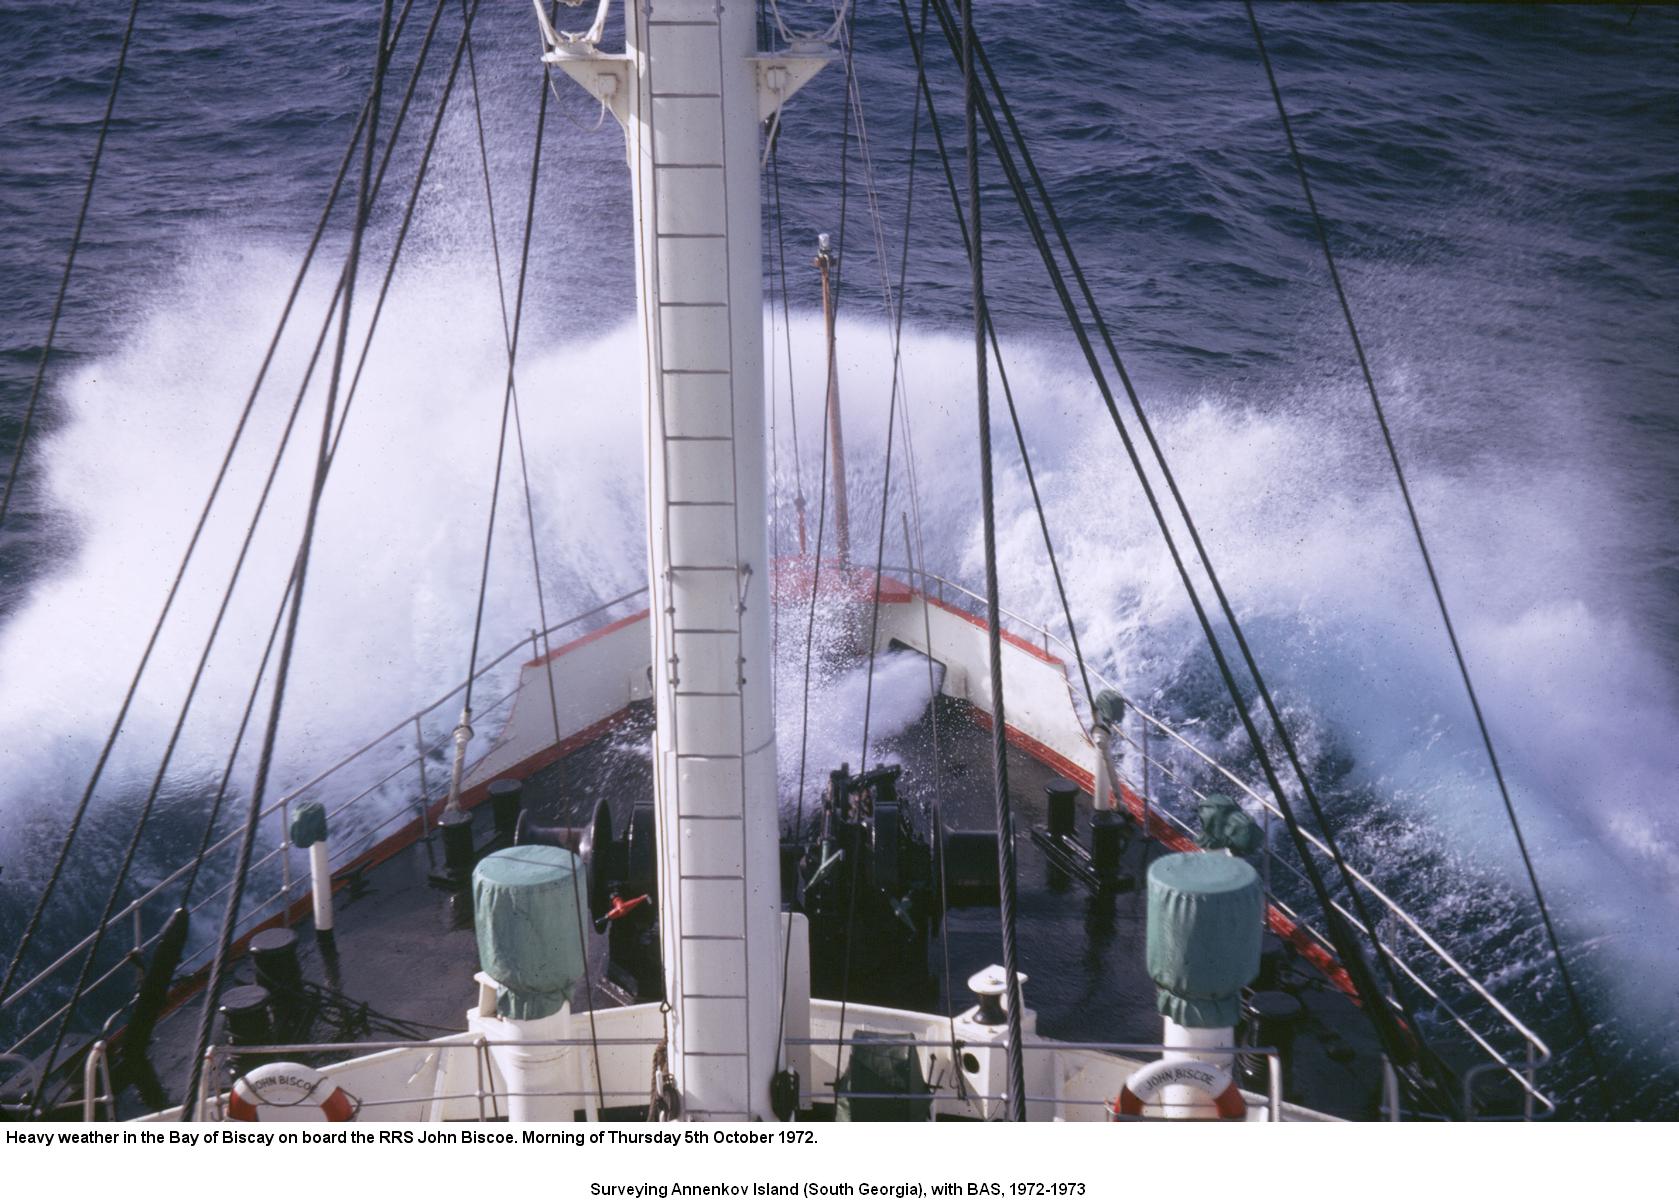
[127,691,1382,1120]
[7,577,1545,1122]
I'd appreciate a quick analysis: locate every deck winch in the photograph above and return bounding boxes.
[514,797,663,1003]
[788,764,945,1002]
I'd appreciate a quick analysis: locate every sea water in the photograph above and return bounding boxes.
[0,1,1674,1117]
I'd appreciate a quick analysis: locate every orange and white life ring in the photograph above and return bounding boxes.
[1109,1058,1246,1121]
[226,1062,357,1122]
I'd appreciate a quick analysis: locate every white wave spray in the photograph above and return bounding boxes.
[2,247,1676,1094]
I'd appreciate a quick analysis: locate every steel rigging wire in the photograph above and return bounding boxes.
[1243,0,1609,1112]
[171,0,490,954]
[847,0,966,1087]
[957,0,1028,1124]
[459,0,605,1108]
[892,0,1097,720]
[173,0,490,1117]
[772,0,857,1072]
[36,0,443,1059]
[821,0,966,1094]
[0,0,142,534]
[921,0,1459,1112]
[177,0,399,1119]
[0,0,435,1021]
[5,7,456,1097]
[771,152,808,550]
[820,0,969,1097]
[770,121,841,1076]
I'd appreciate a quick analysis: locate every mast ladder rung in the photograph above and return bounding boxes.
[674,813,744,823]
[649,92,722,101]
[654,162,725,171]
[667,564,738,573]
[665,434,733,443]
[679,1051,749,1059]
[666,500,734,509]
[662,368,730,376]
[681,993,748,1001]
[653,232,725,240]
[648,19,719,28]
[679,873,745,882]
[672,627,739,635]
[674,690,740,699]
[658,299,727,308]
[678,933,747,942]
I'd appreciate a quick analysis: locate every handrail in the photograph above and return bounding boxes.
[1,589,647,1048]
[197,1035,663,1122]
[193,1035,1282,1121]
[11,566,1551,1117]
[885,564,1553,1118]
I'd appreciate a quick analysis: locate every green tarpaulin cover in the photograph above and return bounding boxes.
[836,1031,931,1122]
[1196,793,1264,856]
[472,846,586,1021]
[1146,851,1262,1027]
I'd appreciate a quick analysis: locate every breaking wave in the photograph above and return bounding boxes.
[1,248,1676,1114]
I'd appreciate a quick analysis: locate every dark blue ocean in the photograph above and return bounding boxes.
[1,2,1675,1119]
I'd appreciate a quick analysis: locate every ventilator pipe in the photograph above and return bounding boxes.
[443,705,473,819]
[1147,853,1262,1119]
[1092,724,1114,813]
[473,846,591,1121]
[490,1005,593,1122]
[289,801,335,937]
[309,843,334,936]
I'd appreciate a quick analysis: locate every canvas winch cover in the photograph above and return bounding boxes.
[472,846,586,1021]
[836,1030,932,1122]
[1147,851,1263,1027]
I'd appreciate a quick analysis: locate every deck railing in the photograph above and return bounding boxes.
[7,568,1552,1120]
[149,1035,1282,1121]
[0,588,648,1068]
[887,565,1554,1120]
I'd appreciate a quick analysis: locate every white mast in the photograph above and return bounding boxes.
[542,1,826,1119]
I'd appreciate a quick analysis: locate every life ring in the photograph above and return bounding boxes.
[1109,1058,1246,1121]
[226,1062,357,1122]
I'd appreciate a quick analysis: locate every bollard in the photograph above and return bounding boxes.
[1240,990,1304,1099]
[250,928,303,1000]
[1045,778,1078,840]
[220,984,272,1047]
[1090,810,1125,884]
[440,809,476,881]
[489,778,523,842]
